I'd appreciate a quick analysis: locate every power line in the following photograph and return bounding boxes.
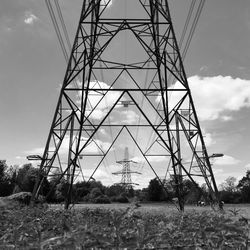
[45,0,69,61]
[182,0,206,60]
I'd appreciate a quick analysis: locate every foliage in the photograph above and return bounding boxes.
[181,179,201,204]
[0,204,249,249]
[5,192,32,205]
[218,173,250,204]
[0,160,15,196]
[237,171,250,203]
[147,178,165,201]
[147,178,201,203]
[0,160,6,180]
[111,192,129,203]
[15,164,50,196]
[220,176,238,193]
[73,181,90,201]
[220,190,242,204]
[93,195,111,204]
[105,184,125,198]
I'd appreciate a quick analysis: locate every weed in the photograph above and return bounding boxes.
[0,204,249,249]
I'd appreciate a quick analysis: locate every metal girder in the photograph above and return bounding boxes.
[31,0,221,211]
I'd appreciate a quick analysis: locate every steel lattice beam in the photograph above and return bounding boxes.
[31,0,221,210]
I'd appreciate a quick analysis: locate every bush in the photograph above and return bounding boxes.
[111,193,129,203]
[6,192,32,205]
[89,187,103,200]
[219,190,242,204]
[93,195,111,204]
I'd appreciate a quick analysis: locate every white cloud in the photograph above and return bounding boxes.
[25,147,45,155]
[99,128,107,136]
[101,0,113,8]
[221,115,233,121]
[15,156,26,160]
[188,75,250,121]
[157,76,250,121]
[244,163,250,169]
[214,155,241,166]
[132,155,167,163]
[24,12,38,25]
[203,132,215,147]
[77,80,122,120]
[77,80,140,124]
[81,138,112,154]
[121,110,139,124]
[213,168,224,175]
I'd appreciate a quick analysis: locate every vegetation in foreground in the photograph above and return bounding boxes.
[0,202,249,249]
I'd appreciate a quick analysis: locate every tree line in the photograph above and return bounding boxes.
[0,160,250,204]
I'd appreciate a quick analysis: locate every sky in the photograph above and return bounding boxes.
[1,0,250,188]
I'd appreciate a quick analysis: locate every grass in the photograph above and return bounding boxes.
[0,202,249,249]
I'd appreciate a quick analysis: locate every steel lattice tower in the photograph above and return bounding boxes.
[32,0,221,210]
[112,147,141,189]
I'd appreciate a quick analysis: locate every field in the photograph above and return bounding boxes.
[0,202,249,249]
[67,202,250,217]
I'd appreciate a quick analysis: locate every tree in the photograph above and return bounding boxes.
[147,178,164,201]
[0,160,15,196]
[219,176,241,203]
[220,177,237,192]
[74,181,90,201]
[182,179,201,204]
[105,184,125,198]
[15,164,50,195]
[237,171,250,203]
[0,160,6,180]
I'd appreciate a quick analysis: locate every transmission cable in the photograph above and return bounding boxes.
[45,0,69,61]
[178,0,196,50]
[54,0,72,52]
[182,0,206,60]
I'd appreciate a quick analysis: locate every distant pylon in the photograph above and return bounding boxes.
[31,0,221,211]
[112,147,141,189]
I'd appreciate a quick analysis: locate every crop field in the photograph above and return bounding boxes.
[0,202,249,249]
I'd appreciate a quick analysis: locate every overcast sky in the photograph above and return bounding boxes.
[1,0,250,187]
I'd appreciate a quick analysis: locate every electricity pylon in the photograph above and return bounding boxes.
[31,0,221,210]
[112,147,141,189]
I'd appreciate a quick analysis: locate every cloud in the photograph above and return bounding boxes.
[188,75,250,121]
[244,163,250,169]
[77,80,140,124]
[76,80,122,120]
[99,128,107,136]
[15,156,26,160]
[81,138,112,154]
[24,12,38,25]
[221,115,233,121]
[132,155,167,163]
[213,168,224,175]
[214,155,241,166]
[157,76,250,121]
[203,132,215,147]
[25,147,45,155]
[101,0,113,8]
[121,110,139,124]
